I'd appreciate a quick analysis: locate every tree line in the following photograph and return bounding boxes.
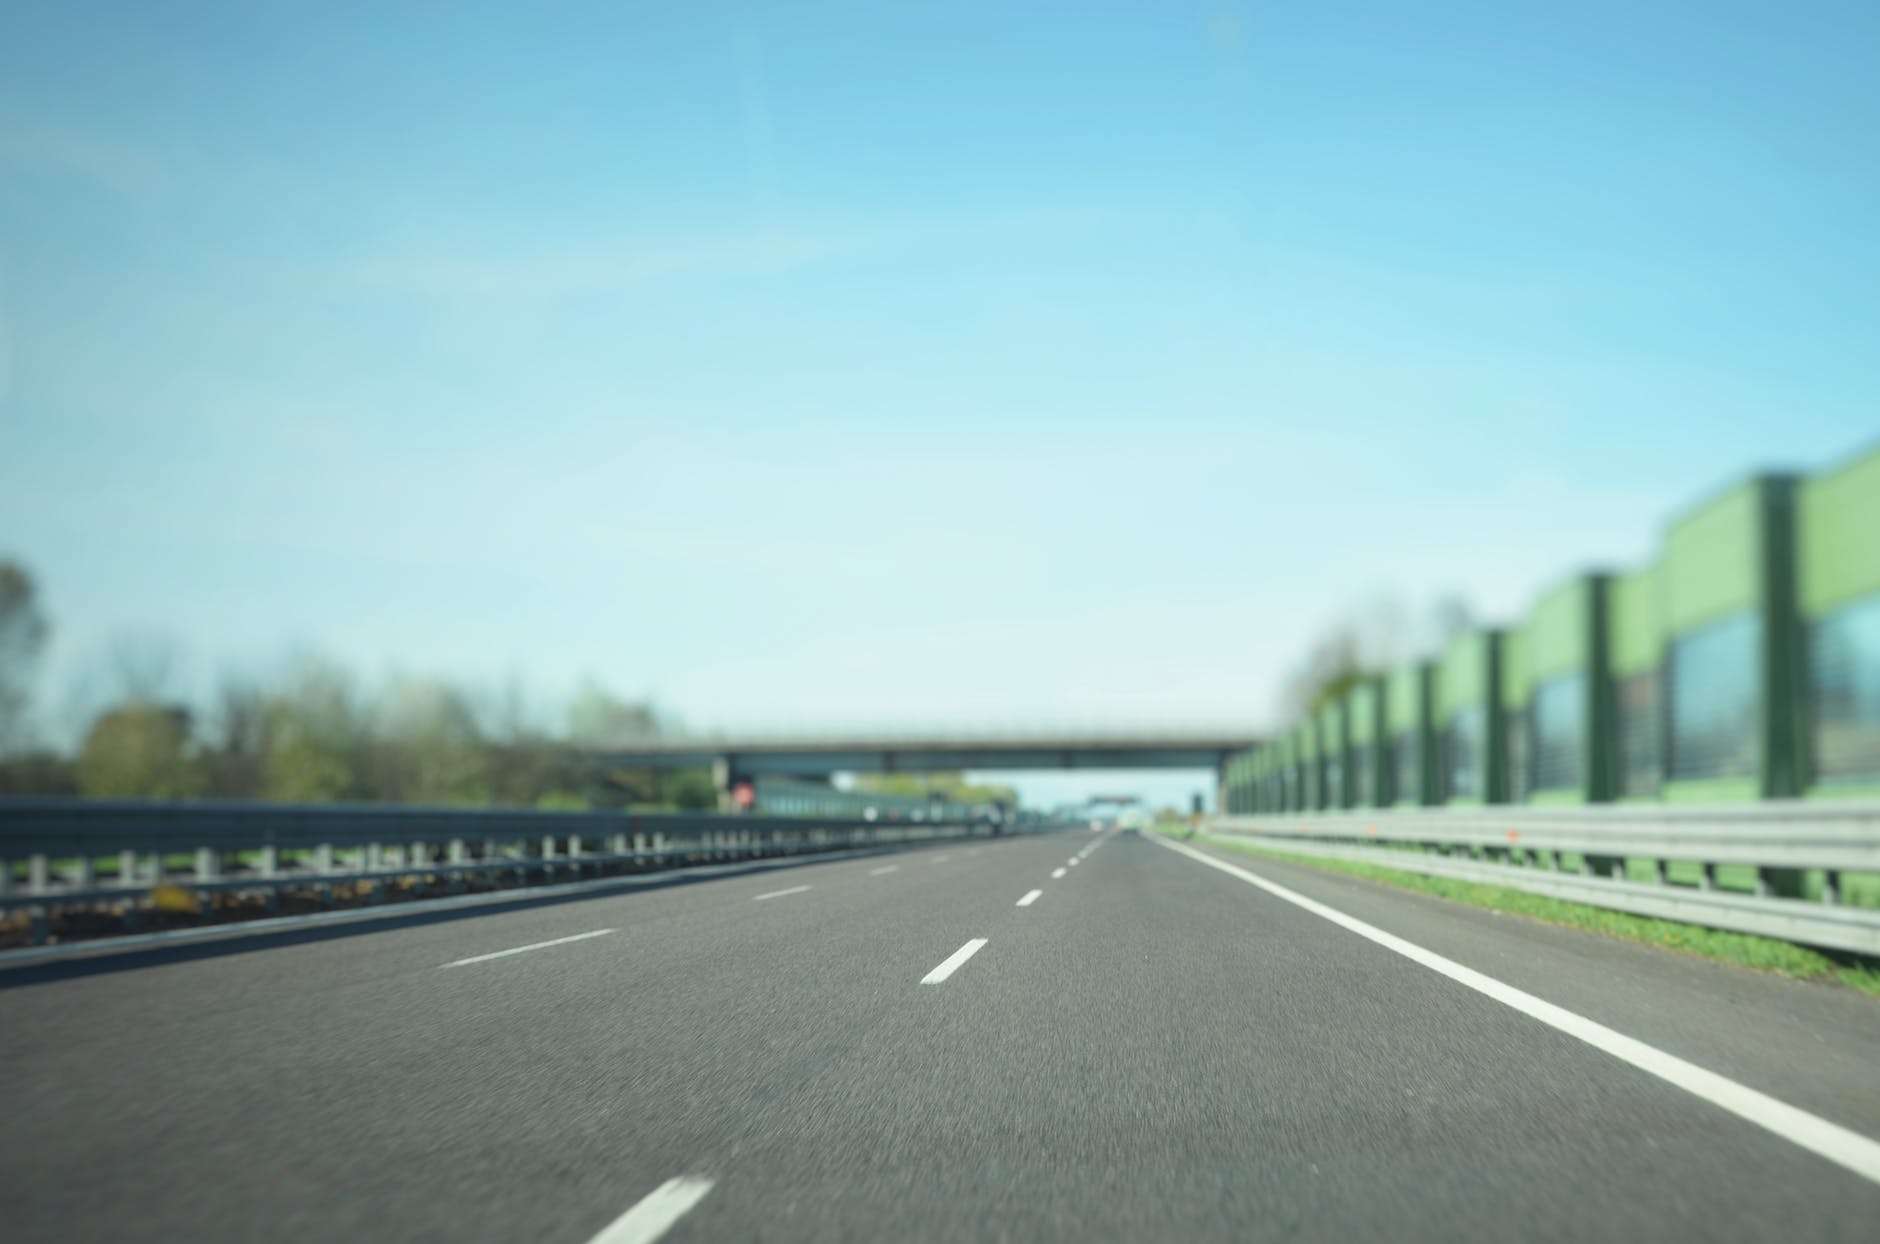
[0,559,715,810]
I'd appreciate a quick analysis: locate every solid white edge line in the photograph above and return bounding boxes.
[752,884,811,902]
[587,1174,715,1244]
[1017,889,1043,907]
[1051,868,1067,879]
[921,937,989,984]
[442,928,615,968]
[869,865,899,876]
[1147,832,1880,1187]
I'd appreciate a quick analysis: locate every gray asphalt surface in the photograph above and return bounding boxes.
[3,827,1876,1242]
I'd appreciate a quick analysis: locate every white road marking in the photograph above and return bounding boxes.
[1068,858,1080,867]
[1016,889,1042,907]
[1148,833,1880,1187]
[869,865,899,876]
[1051,867,1067,879]
[921,937,989,984]
[752,884,811,902]
[587,1175,715,1244]
[441,929,614,968]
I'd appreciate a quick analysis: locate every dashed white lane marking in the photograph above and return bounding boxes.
[586,1175,715,1244]
[1051,867,1067,879]
[752,884,811,902]
[1016,889,1042,907]
[1148,832,1880,1188]
[1068,858,1080,867]
[921,938,989,984]
[441,929,614,968]
[869,865,899,876]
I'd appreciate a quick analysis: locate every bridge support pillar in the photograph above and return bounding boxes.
[712,756,733,812]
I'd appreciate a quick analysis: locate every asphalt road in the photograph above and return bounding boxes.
[4,827,1877,1242]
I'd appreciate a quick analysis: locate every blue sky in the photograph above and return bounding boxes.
[3,2,1878,806]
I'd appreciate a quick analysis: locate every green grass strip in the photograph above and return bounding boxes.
[1174,829,1880,998]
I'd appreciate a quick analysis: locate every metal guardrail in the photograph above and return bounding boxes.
[0,798,1014,944]
[1208,802,1880,957]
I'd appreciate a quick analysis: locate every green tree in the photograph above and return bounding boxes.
[76,703,204,798]
[373,677,490,804]
[661,768,719,811]
[0,560,50,754]
[262,658,363,801]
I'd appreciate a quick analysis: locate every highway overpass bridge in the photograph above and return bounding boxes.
[591,730,1262,808]
[593,731,1259,776]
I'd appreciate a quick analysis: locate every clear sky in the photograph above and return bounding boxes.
[3,2,1878,807]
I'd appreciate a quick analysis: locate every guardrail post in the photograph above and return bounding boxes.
[0,857,11,897]
[28,853,50,893]
[71,855,94,889]
[449,838,467,865]
[1756,867,1809,900]
[364,843,387,902]
[118,849,138,887]
[194,847,219,883]
[609,832,627,858]
[1823,871,1842,905]
[1698,862,1716,891]
[259,845,279,880]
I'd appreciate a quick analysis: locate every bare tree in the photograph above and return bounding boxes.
[1278,592,1478,720]
[567,677,664,744]
[1423,592,1476,653]
[107,630,182,704]
[0,559,50,753]
[1278,622,1364,720]
[205,675,269,797]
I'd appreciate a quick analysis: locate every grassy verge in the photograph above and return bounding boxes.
[1166,828,1880,998]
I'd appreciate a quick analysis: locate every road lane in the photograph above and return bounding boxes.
[1173,832,1880,1142]
[1152,831,1880,1185]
